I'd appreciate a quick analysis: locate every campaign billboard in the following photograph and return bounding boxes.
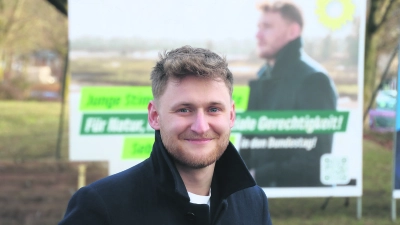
[69,0,365,198]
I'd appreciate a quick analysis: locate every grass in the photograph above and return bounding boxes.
[0,100,69,160]
[0,100,399,224]
[268,139,395,225]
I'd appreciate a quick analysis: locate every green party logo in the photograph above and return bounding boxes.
[316,0,356,30]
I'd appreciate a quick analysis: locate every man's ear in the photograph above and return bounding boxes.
[230,101,236,129]
[148,100,160,130]
[288,23,301,41]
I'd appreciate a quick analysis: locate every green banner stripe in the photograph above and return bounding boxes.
[80,110,348,135]
[80,86,153,110]
[233,111,349,134]
[122,137,153,159]
[80,113,153,135]
[232,86,249,111]
[79,86,249,111]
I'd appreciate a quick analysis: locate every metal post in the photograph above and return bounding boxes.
[392,198,397,221]
[77,164,87,189]
[356,197,362,219]
[55,51,69,160]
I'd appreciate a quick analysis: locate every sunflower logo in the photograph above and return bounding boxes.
[315,0,355,30]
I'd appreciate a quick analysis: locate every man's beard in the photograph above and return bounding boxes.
[160,130,230,169]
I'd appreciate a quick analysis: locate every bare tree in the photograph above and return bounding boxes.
[0,0,67,82]
[46,0,67,16]
[364,0,400,122]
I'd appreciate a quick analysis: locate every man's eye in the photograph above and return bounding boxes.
[209,108,219,112]
[178,108,190,113]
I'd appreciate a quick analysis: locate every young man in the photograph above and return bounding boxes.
[59,46,273,225]
[241,1,338,187]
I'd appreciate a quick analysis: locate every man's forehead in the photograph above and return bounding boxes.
[161,76,232,99]
[259,11,291,25]
[260,10,283,19]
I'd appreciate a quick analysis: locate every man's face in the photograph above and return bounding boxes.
[148,76,235,169]
[256,11,295,60]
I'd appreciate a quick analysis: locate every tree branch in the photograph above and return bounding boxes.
[367,0,378,34]
[1,0,23,44]
[45,0,67,17]
[363,44,398,122]
[374,0,397,32]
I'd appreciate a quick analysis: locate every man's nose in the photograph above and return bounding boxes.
[191,111,209,134]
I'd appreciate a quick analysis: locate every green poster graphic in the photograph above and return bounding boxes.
[79,86,249,111]
[80,113,152,135]
[122,136,154,159]
[80,111,348,135]
[80,86,153,110]
[232,86,249,111]
[233,111,349,134]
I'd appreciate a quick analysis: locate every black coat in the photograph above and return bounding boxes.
[59,131,273,225]
[241,37,337,187]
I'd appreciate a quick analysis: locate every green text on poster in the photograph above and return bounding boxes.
[122,137,154,159]
[81,110,349,135]
[232,111,349,134]
[80,113,152,135]
[79,86,249,111]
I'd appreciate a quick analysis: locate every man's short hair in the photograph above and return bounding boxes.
[258,1,303,29]
[150,46,233,100]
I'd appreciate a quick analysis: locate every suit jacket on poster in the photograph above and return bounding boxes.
[242,37,338,187]
[59,131,273,225]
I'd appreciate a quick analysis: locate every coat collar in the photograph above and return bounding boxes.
[265,37,302,79]
[275,36,302,63]
[150,130,256,201]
